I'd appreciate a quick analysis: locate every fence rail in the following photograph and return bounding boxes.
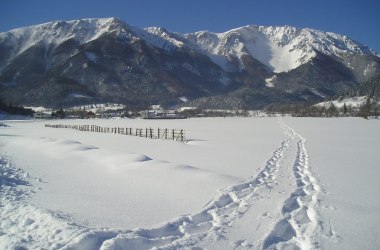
[45,124,185,142]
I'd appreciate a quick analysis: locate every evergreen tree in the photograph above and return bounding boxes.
[358,97,372,119]
[343,103,348,116]
[51,108,65,119]
[327,102,338,117]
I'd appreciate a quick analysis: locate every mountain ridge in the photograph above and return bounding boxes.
[148,23,377,73]
[0,18,379,109]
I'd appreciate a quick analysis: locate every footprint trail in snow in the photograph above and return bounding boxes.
[61,119,322,250]
[263,121,321,250]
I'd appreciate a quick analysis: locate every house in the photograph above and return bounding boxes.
[178,107,197,112]
[85,111,96,119]
[150,105,163,111]
[140,109,184,119]
[140,110,158,119]
[33,112,51,119]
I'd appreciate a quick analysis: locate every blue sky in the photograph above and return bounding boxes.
[1,0,379,52]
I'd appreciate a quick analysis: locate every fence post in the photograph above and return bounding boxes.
[45,124,185,142]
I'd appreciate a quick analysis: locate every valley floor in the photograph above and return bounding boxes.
[0,117,379,249]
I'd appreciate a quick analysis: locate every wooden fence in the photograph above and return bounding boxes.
[45,124,185,142]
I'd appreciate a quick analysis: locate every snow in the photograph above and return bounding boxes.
[0,18,160,69]
[178,107,197,112]
[144,27,184,49]
[184,25,314,73]
[265,75,277,88]
[67,93,90,98]
[1,19,377,75]
[0,18,117,64]
[1,117,379,249]
[73,103,126,112]
[284,117,380,250]
[363,62,377,76]
[85,52,98,63]
[248,26,316,73]
[182,25,376,73]
[178,96,189,103]
[314,96,380,109]
[24,106,52,112]
[310,88,327,99]
[25,104,127,114]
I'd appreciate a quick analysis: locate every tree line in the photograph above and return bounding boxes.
[265,96,379,119]
[0,98,34,116]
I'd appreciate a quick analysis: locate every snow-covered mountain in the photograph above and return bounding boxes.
[147,25,377,73]
[0,18,379,109]
[0,18,180,71]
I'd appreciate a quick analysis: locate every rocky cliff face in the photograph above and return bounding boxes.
[0,18,379,109]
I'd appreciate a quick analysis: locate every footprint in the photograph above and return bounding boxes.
[262,211,270,218]
[291,188,307,197]
[322,205,336,211]
[232,239,253,249]
[22,218,35,227]
[294,207,311,225]
[282,197,300,213]
[263,219,297,248]
[181,221,212,235]
[190,211,213,225]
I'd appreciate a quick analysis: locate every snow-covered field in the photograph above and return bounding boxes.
[0,117,379,249]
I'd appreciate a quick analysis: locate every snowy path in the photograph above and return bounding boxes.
[262,122,321,250]
[0,118,323,249]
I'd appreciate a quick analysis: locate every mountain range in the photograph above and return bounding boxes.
[0,17,379,109]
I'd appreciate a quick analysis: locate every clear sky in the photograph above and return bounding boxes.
[1,0,379,52]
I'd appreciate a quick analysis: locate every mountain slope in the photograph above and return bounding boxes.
[0,18,234,108]
[0,18,379,109]
[149,25,377,73]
